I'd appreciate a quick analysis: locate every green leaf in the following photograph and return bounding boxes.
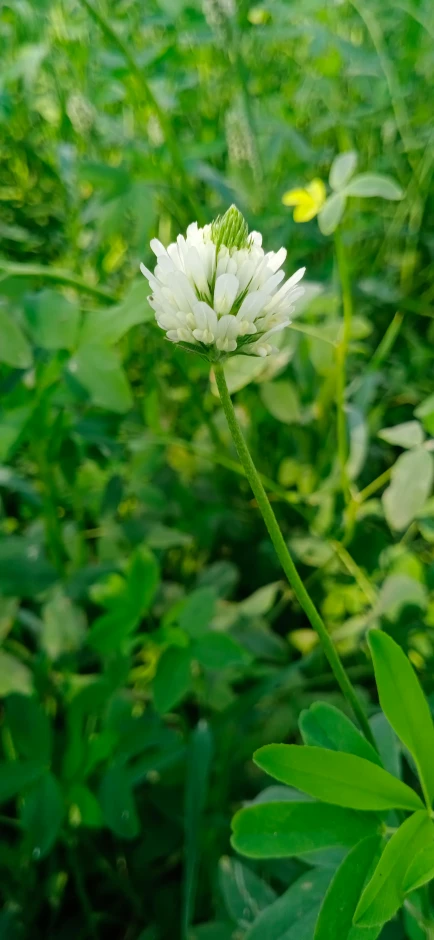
[41,592,86,660]
[68,344,133,413]
[378,421,425,449]
[415,394,434,435]
[153,646,192,715]
[178,587,217,638]
[314,835,381,940]
[370,712,401,781]
[21,772,64,859]
[403,843,434,894]
[329,151,358,191]
[318,193,346,235]
[79,278,154,346]
[68,784,104,828]
[25,289,80,350]
[219,856,276,927]
[254,744,423,811]
[354,811,434,927]
[0,536,57,597]
[244,869,332,940]
[99,765,140,839]
[300,703,382,766]
[0,760,44,806]
[345,173,403,200]
[369,630,434,806]
[6,694,52,764]
[0,651,33,696]
[183,722,213,936]
[231,801,379,858]
[88,548,159,653]
[382,448,434,530]
[260,381,301,424]
[193,632,251,669]
[0,308,32,368]
[0,404,33,461]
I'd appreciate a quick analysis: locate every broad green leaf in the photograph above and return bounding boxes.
[345,173,403,200]
[314,835,381,940]
[378,421,424,449]
[190,925,234,940]
[354,811,434,927]
[0,405,33,461]
[239,582,281,616]
[178,587,217,638]
[231,802,379,858]
[318,193,346,235]
[415,394,434,435]
[300,703,381,766]
[153,646,192,714]
[193,632,251,669]
[260,380,301,424]
[244,869,332,940]
[376,575,427,622]
[25,289,80,350]
[369,630,434,806]
[403,843,434,893]
[79,278,153,346]
[68,784,104,828]
[68,344,133,413]
[6,694,52,763]
[0,651,33,696]
[219,856,276,927]
[254,745,423,811]
[370,712,401,781]
[88,548,159,653]
[21,772,64,858]
[0,308,32,368]
[0,536,57,597]
[0,760,44,805]
[41,592,86,660]
[184,721,213,936]
[382,448,434,530]
[99,765,140,839]
[329,151,358,191]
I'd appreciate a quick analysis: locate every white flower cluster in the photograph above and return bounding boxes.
[140,206,305,360]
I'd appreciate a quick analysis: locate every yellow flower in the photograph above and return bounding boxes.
[282,178,327,222]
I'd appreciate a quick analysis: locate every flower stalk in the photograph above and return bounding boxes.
[214,361,376,747]
[334,229,353,506]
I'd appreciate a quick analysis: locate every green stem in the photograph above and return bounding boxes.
[334,230,353,506]
[78,0,204,224]
[214,362,376,747]
[0,260,117,303]
[358,466,392,503]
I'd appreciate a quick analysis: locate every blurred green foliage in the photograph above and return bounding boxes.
[0,0,434,937]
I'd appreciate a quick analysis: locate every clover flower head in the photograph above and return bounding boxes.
[140,205,305,361]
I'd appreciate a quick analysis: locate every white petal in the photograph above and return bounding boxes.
[213,273,239,314]
[140,262,158,289]
[236,291,267,323]
[236,260,255,292]
[250,231,262,247]
[150,238,167,257]
[186,247,210,295]
[260,270,286,296]
[167,243,184,271]
[267,247,287,273]
[193,301,218,334]
[215,314,239,351]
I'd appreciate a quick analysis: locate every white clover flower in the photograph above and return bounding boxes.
[140,205,305,361]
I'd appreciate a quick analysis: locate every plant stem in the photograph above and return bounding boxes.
[214,362,376,747]
[334,230,353,506]
[0,260,117,303]
[78,0,204,225]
